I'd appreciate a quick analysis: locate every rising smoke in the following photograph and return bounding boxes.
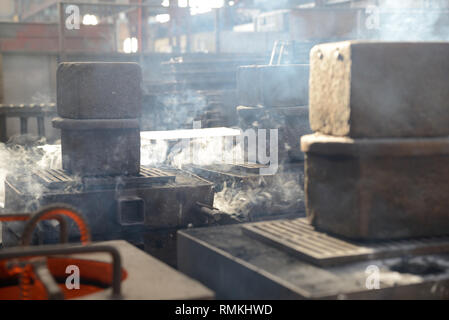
[365,0,449,41]
[0,139,60,209]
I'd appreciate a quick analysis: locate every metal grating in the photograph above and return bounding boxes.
[139,167,175,179]
[33,168,73,189]
[242,218,449,267]
[33,166,176,190]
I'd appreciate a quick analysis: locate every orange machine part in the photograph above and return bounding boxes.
[33,208,90,244]
[0,257,128,300]
[0,207,120,299]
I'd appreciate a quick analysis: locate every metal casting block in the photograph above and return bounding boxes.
[309,41,449,138]
[301,134,449,240]
[57,62,142,119]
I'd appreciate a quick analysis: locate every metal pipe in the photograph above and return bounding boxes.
[21,204,91,246]
[33,260,64,300]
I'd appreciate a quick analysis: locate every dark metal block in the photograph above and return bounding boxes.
[309,41,449,138]
[53,118,140,176]
[237,65,309,108]
[60,128,140,176]
[301,134,449,240]
[178,225,449,299]
[57,62,142,119]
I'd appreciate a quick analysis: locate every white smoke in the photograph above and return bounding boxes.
[0,141,61,209]
[213,168,304,218]
[367,1,449,41]
[1,128,303,220]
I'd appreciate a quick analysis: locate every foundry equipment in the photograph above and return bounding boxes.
[143,53,266,130]
[236,41,312,164]
[177,41,449,299]
[2,62,215,267]
[180,43,311,220]
[0,204,213,300]
[0,103,57,143]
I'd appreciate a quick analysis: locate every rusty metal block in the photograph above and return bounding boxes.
[237,64,309,107]
[53,118,140,176]
[309,41,449,138]
[57,62,142,119]
[301,134,449,240]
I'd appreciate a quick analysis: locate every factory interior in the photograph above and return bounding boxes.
[0,0,449,303]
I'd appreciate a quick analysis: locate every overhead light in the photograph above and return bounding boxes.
[123,37,138,54]
[189,0,224,15]
[178,0,188,7]
[156,14,170,23]
[82,14,98,26]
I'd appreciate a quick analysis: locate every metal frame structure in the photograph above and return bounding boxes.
[0,103,57,142]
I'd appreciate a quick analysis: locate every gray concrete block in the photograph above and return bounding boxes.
[302,134,449,240]
[57,62,142,119]
[309,41,449,138]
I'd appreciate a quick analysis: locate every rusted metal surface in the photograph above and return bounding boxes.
[301,134,449,240]
[243,218,449,267]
